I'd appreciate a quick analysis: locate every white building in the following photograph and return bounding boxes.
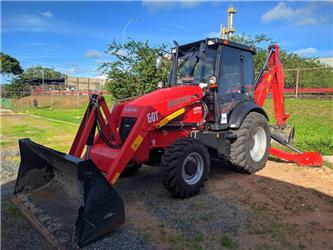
[319,57,333,67]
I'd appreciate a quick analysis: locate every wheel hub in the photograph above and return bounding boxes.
[181,152,204,185]
[184,161,197,176]
[250,127,267,162]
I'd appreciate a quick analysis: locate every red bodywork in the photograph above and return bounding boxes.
[254,45,322,166]
[69,45,322,185]
[69,86,204,184]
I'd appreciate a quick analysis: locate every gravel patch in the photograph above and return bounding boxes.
[1,150,152,249]
[116,165,248,244]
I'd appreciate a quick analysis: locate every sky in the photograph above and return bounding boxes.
[1,1,333,80]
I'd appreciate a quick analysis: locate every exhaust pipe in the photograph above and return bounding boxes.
[12,139,125,248]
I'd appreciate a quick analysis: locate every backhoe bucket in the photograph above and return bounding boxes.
[12,139,125,248]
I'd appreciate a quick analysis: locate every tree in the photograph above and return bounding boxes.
[231,33,333,88]
[0,52,23,76]
[19,65,66,81]
[101,39,169,99]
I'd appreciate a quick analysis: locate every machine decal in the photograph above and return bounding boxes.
[111,171,121,184]
[147,111,159,123]
[131,134,143,151]
[193,106,202,114]
[220,113,228,124]
[168,95,191,109]
[124,106,138,113]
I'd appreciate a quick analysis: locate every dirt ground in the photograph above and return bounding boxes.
[1,151,333,250]
[1,109,332,249]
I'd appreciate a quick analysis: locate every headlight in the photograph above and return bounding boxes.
[209,75,217,85]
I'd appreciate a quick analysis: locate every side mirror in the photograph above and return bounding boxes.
[156,55,163,69]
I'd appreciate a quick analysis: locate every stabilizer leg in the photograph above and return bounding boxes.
[270,133,323,166]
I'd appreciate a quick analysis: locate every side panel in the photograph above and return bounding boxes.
[228,100,269,129]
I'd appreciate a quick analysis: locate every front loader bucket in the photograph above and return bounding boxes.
[12,139,125,248]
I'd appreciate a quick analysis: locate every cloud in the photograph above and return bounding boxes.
[40,11,53,18]
[2,14,62,32]
[2,13,106,39]
[142,0,200,11]
[64,65,94,75]
[86,49,102,58]
[96,74,107,80]
[294,47,318,56]
[114,49,128,57]
[261,2,319,26]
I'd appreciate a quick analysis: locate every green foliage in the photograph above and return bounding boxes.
[1,79,31,98]
[19,65,66,80]
[230,33,333,88]
[0,52,23,76]
[101,39,169,99]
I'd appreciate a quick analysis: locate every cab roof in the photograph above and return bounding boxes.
[176,38,256,54]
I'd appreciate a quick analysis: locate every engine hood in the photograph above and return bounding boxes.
[122,85,203,117]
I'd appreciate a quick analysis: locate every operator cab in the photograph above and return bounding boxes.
[168,38,256,103]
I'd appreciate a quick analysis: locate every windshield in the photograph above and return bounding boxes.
[170,44,217,85]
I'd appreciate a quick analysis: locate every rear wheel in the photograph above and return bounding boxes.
[230,112,270,174]
[161,137,210,198]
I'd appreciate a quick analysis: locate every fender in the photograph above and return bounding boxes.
[228,100,269,129]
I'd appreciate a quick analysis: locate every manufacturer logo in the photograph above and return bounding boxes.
[124,106,138,113]
[168,96,191,109]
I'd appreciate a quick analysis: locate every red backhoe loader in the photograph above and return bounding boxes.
[12,39,323,248]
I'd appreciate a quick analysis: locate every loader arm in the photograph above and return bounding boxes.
[253,45,323,166]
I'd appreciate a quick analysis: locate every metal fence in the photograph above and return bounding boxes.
[255,66,333,97]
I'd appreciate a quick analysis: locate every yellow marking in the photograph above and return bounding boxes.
[156,108,186,129]
[268,75,272,82]
[131,134,143,151]
[111,171,121,184]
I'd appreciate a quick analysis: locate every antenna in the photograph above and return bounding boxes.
[220,5,237,40]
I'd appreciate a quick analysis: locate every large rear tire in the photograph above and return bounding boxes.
[161,137,210,198]
[230,112,270,174]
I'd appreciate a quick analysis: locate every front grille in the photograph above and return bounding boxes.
[119,117,137,142]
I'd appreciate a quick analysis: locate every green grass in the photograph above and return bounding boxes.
[2,201,24,220]
[1,114,78,152]
[24,107,85,124]
[220,235,237,249]
[263,99,333,155]
[4,98,333,155]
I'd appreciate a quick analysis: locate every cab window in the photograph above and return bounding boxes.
[218,46,242,98]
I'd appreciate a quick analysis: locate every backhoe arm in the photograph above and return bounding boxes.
[252,45,323,166]
[253,45,289,125]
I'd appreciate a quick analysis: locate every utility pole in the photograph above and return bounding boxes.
[41,68,45,91]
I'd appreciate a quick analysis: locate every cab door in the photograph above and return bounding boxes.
[217,45,255,122]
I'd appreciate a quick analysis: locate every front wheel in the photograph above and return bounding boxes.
[230,112,270,174]
[160,137,210,198]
